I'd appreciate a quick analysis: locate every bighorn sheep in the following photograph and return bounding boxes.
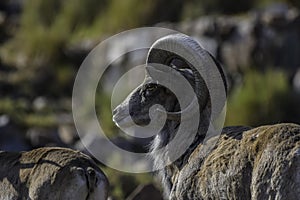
[113,34,300,199]
[0,147,109,200]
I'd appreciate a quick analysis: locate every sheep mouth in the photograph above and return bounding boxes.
[113,106,150,128]
[112,105,135,128]
[113,114,136,129]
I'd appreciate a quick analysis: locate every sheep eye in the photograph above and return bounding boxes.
[142,84,157,97]
[146,85,157,91]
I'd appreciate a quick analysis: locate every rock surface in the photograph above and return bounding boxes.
[0,147,109,200]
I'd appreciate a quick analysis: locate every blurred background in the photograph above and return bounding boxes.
[0,0,300,199]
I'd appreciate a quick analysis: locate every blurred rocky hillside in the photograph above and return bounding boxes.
[0,1,300,199]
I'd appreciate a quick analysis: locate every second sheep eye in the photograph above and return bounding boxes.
[143,84,158,97]
[146,84,157,91]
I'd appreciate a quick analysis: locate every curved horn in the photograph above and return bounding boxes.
[146,34,227,121]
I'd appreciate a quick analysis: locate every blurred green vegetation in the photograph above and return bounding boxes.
[2,0,106,65]
[103,168,155,199]
[226,69,300,127]
[0,97,64,128]
[182,0,257,18]
[182,0,300,20]
[96,92,117,138]
[0,0,299,199]
[1,0,183,68]
[2,0,298,69]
